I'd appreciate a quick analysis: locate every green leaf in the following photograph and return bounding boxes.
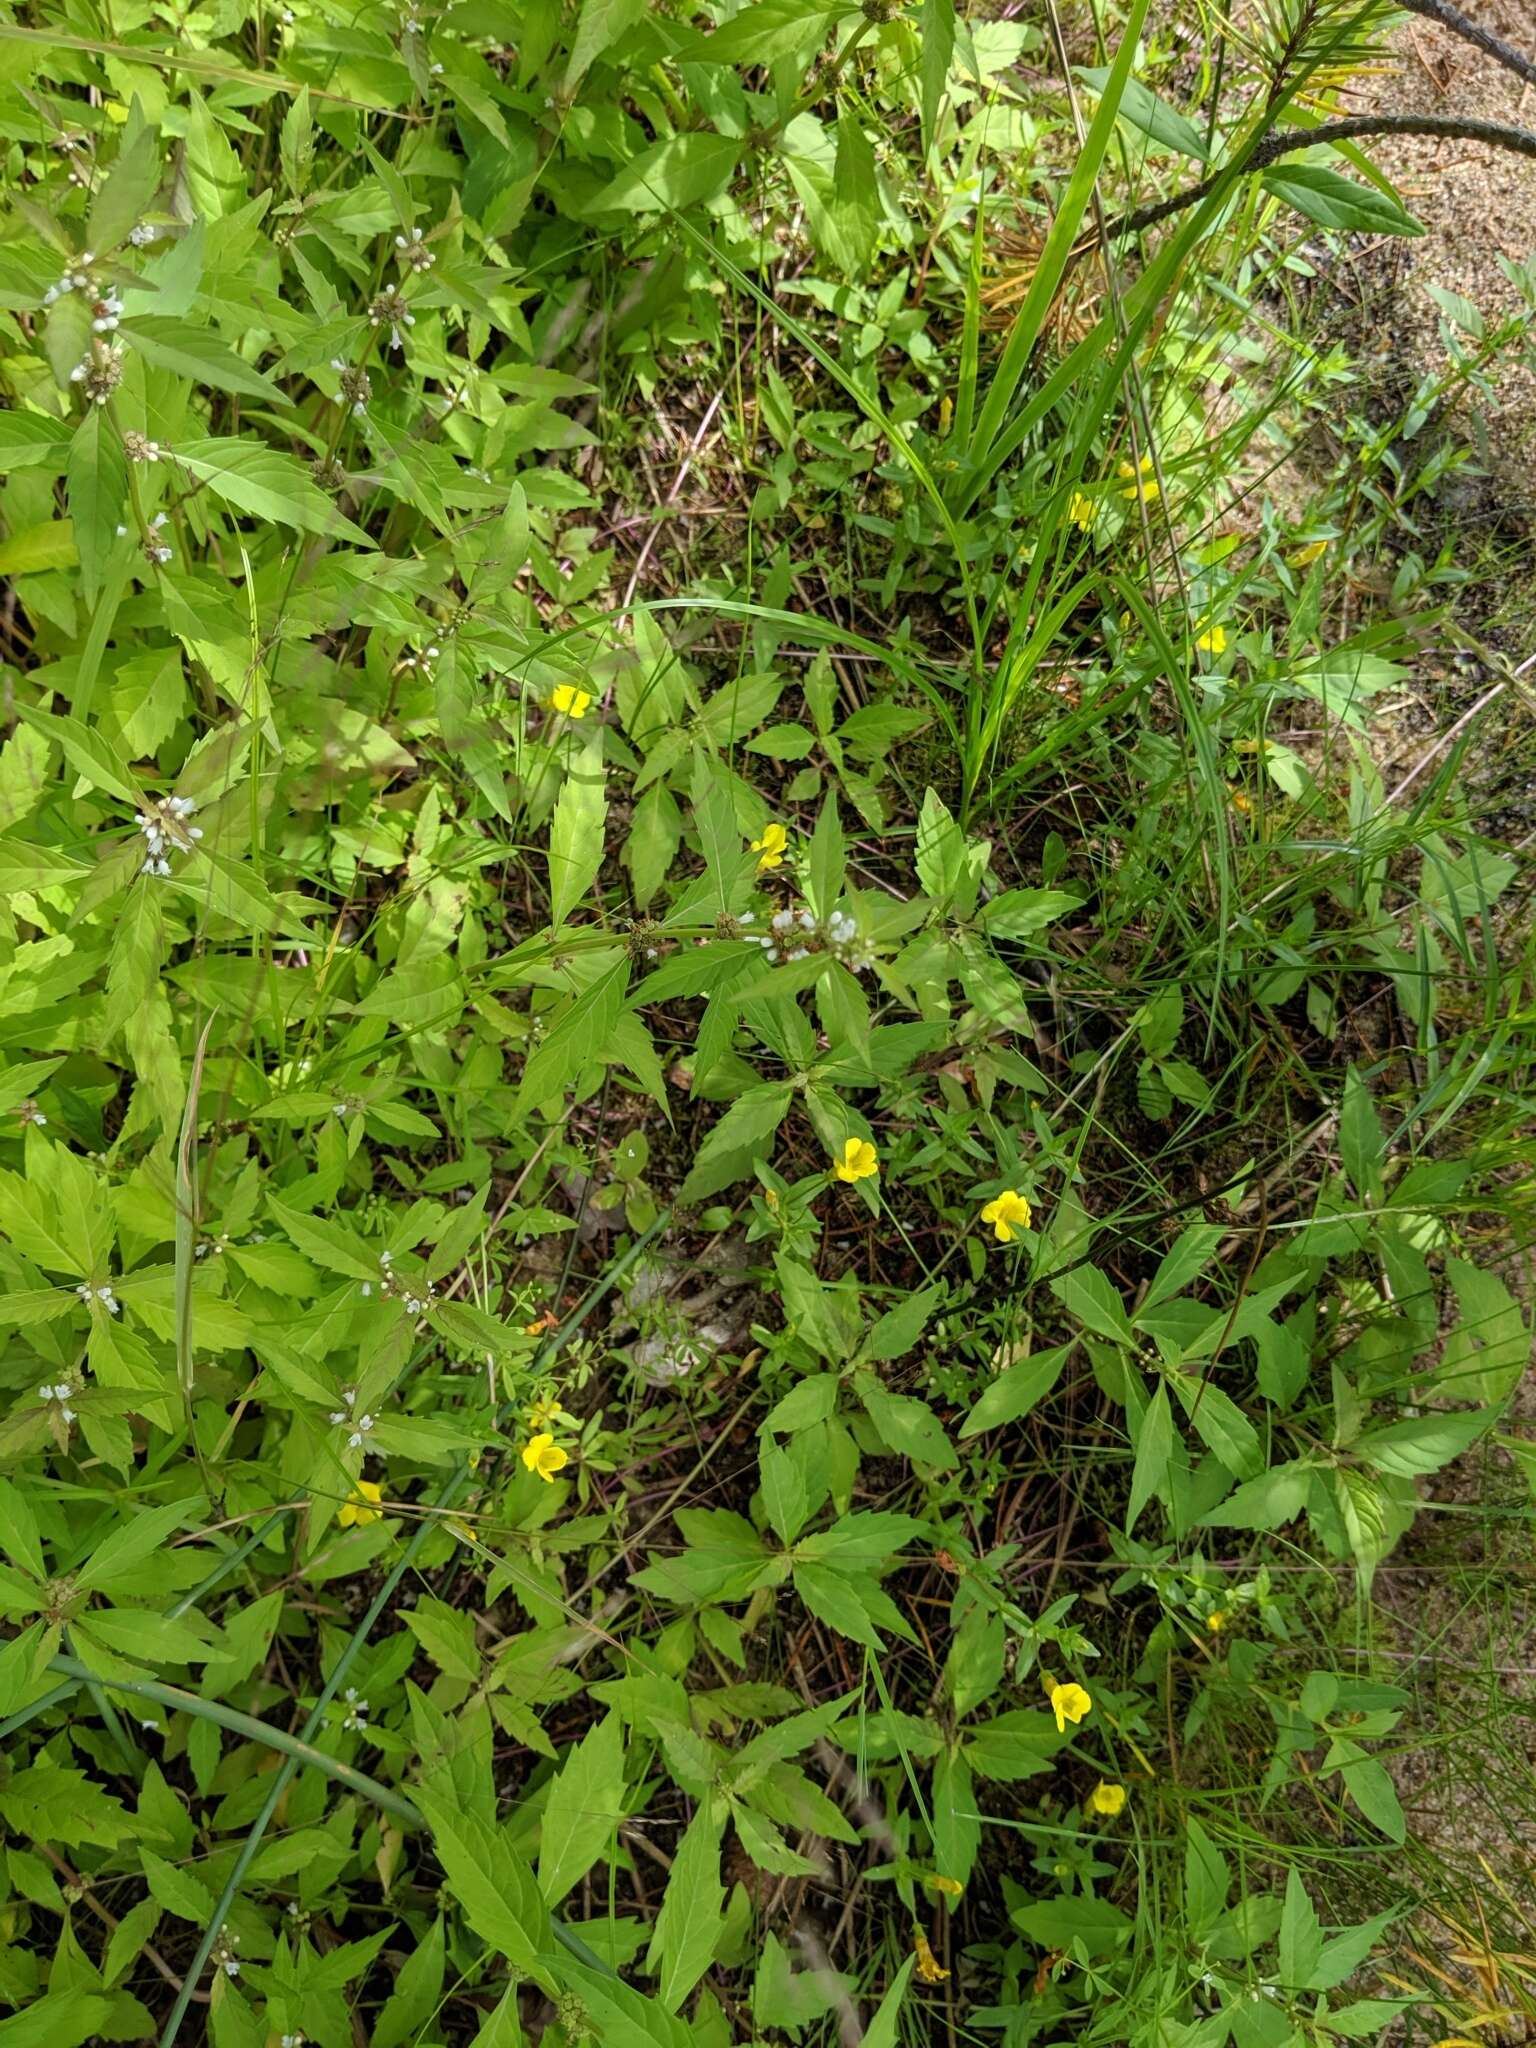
[1127,1381,1173,1531]
[76,1498,192,1592]
[563,0,650,89]
[120,318,282,400]
[1076,66,1210,159]
[793,1562,883,1646]
[759,1441,810,1545]
[960,1345,1068,1437]
[516,957,630,1116]
[1355,1406,1496,1478]
[645,1802,724,2010]
[858,1380,957,1469]
[861,1957,914,2048]
[373,1915,446,2048]
[1262,162,1424,237]
[1050,1264,1134,1347]
[1279,1867,1323,1990]
[805,787,846,921]
[538,1712,625,1905]
[677,1084,793,1203]
[0,1763,131,1848]
[64,410,127,607]
[0,520,77,575]
[0,1990,113,2048]
[1439,1256,1529,1407]
[548,740,607,928]
[919,0,956,159]
[174,437,372,541]
[594,133,741,213]
[832,108,878,276]
[16,705,140,805]
[1339,1066,1384,1199]
[0,412,73,473]
[414,1784,551,1977]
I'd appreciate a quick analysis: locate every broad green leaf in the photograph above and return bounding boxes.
[1263,163,1423,237]
[120,317,282,400]
[1279,1868,1323,1990]
[548,740,607,928]
[645,1802,724,2010]
[414,1784,551,1978]
[594,133,741,213]
[175,437,372,540]
[538,1712,625,1905]
[516,957,631,1116]
[961,1345,1068,1437]
[677,1083,793,1203]
[1076,66,1210,159]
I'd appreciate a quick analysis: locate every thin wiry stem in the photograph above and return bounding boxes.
[1107,114,1536,243]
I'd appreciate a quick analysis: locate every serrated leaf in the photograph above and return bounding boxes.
[538,1712,625,1905]
[677,1083,793,1203]
[646,1803,724,2009]
[175,437,372,541]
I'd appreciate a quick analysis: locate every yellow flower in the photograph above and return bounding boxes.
[1088,1780,1127,1817]
[1050,1680,1092,1734]
[752,821,788,872]
[1206,1608,1228,1632]
[1067,490,1098,531]
[832,1136,878,1184]
[1289,538,1328,568]
[1118,453,1160,502]
[913,1930,949,1983]
[980,1188,1031,1242]
[521,1433,569,1483]
[338,1480,384,1529]
[925,1873,964,1897]
[527,1394,562,1432]
[1195,623,1227,655]
[549,683,591,719]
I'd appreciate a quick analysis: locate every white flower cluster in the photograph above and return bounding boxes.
[76,1280,120,1314]
[395,226,435,270]
[37,1381,78,1424]
[395,643,441,675]
[68,339,124,406]
[751,906,872,972]
[342,1685,369,1732]
[360,1247,435,1315]
[211,1927,241,1980]
[137,793,201,876]
[129,221,162,247]
[91,289,123,334]
[329,1386,376,1448]
[145,511,172,565]
[42,254,96,306]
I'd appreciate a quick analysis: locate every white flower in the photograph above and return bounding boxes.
[129,222,161,247]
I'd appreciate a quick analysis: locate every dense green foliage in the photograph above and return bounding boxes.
[1,0,1533,2042]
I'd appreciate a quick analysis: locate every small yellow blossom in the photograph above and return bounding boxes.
[338,1479,384,1529]
[1207,1608,1228,1632]
[521,1433,569,1483]
[925,1873,964,1897]
[1118,452,1160,502]
[1067,490,1098,532]
[752,821,788,872]
[1050,1680,1092,1734]
[1195,623,1227,655]
[549,683,591,719]
[1088,1780,1127,1817]
[1289,538,1328,568]
[527,1394,562,1433]
[980,1189,1032,1242]
[832,1136,879,1184]
[913,1930,949,1983]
